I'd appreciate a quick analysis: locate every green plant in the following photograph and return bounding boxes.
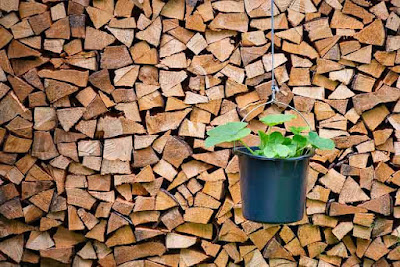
[205,114,335,158]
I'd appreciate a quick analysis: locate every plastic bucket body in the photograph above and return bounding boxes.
[235,146,313,223]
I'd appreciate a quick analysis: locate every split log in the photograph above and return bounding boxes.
[0,0,398,265]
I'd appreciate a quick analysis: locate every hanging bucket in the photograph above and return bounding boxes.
[227,0,315,224]
[234,146,314,223]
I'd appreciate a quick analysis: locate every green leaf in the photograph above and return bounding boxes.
[287,143,298,157]
[308,132,335,150]
[205,122,251,147]
[290,126,309,135]
[207,122,247,137]
[235,128,252,139]
[292,134,307,148]
[263,146,276,158]
[258,130,269,150]
[205,128,251,147]
[204,135,229,148]
[268,132,285,145]
[274,144,290,158]
[282,137,293,146]
[260,114,296,127]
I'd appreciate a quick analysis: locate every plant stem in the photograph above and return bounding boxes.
[239,139,257,155]
[297,145,311,156]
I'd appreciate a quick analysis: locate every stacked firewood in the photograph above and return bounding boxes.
[1,0,400,265]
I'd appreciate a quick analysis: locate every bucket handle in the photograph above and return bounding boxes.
[231,0,312,154]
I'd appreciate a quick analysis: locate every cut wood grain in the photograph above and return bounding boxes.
[0,0,398,265]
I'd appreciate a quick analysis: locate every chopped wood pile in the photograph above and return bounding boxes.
[1,0,400,265]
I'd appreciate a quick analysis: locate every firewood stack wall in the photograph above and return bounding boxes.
[1,0,400,265]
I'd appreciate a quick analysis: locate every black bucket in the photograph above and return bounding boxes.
[234,146,313,223]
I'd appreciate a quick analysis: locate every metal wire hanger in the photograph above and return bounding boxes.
[239,0,312,130]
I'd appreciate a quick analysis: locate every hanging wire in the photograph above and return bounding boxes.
[233,0,312,151]
[240,0,280,115]
[270,0,279,102]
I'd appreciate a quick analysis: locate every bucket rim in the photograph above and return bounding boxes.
[234,146,315,161]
